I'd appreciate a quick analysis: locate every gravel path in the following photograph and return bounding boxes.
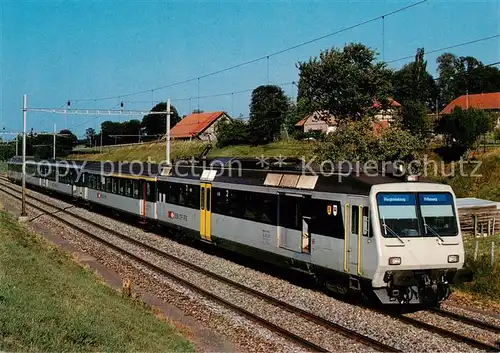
[0,181,489,352]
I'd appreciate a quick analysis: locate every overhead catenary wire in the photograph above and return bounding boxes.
[386,34,500,64]
[62,59,500,132]
[69,0,427,103]
[67,31,496,112]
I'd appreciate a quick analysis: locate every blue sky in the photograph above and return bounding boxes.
[1,0,499,138]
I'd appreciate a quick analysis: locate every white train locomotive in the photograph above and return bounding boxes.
[7,157,472,305]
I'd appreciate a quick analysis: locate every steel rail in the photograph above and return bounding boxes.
[381,311,500,351]
[428,307,500,334]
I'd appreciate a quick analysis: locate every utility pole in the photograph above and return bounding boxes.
[166,99,171,166]
[53,123,56,160]
[20,94,28,219]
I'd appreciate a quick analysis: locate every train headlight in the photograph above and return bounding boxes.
[388,257,401,265]
[448,255,459,263]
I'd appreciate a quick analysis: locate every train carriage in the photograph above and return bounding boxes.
[7,157,472,305]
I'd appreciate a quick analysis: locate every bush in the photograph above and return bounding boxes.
[435,107,495,152]
[292,130,326,141]
[314,118,423,163]
[494,127,500,141]
[215,119,250,148]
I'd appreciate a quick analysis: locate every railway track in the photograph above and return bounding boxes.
[0,179,400,352]
[389,311,500,351]
[429,307,500,334]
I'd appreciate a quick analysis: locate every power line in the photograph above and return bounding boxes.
[70,0,427,103]
[387,34,500,63]
[120,81,294,105]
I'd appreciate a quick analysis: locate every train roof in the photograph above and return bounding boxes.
[9,156,431,195]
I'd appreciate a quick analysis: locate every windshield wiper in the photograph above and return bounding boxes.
[382,218,405,245]
[423,219,445,242]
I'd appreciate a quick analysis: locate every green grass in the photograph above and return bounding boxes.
[455,234,500,303]
[0,210,194,352]
[429,148,500,202]
[68,140,317,163]
[0,161,6,173]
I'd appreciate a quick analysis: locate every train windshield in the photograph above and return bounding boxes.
[377,193,420,237]
[418,193,458,236]
[376,192,458,238]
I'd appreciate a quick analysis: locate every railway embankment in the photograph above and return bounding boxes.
[0,207,194,352]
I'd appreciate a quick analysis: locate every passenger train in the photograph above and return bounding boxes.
[7,156,472,305]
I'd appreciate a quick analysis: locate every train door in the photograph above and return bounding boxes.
[302,216,311,253]
[199,183,212,241]
[278,193,306,253]
[346,197,364,276]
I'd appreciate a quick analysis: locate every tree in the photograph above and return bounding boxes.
[192,109,204,114]
[85,128,96,147]
[436,53,500,108]
[215,118,250,148]
[297,43,392,122]
[436,107,495,152]
[392,48,438,111]
[396,100,433,140]
[248,85,290,144]
[141,102,180,137]
[57,129,77,156]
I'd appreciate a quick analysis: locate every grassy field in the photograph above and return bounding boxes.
[0,209,194,352]
[434,148,500,202]
[69,140,317,162]
[456,234,500,303]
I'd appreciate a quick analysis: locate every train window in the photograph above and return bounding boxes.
[124,179,131,197]
[362,207,370,237]
[118,179,125,195]
[243,193,256,221]
[212,188,277,224]
[227,190,241,218]
[279,195,302,230]
[302,199,344,239]
[212,188,229,215]
[200,187,205,210]
[105,177,111,192]
[112,178,118,194]
[133,180,139,199]
[146,181,156,202]
[206,188,211,212]
[351,206,359,235]
[96,176,102,190]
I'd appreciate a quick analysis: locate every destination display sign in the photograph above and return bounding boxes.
[418,193,452,205]
[376,193,416,206]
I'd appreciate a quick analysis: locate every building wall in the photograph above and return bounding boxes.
[198,113,230,142]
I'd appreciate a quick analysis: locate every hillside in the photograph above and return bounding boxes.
[433,147,500,202]
[68,140,317,162]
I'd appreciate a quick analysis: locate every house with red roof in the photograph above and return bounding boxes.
[440,92,500,114]
[295,98,401,135]
[170,111,230,142]
[440,92,500,128]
